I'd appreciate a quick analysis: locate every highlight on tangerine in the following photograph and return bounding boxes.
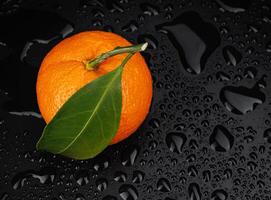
[36,31,153,144]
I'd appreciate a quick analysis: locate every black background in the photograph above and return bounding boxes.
[0,0,271,199]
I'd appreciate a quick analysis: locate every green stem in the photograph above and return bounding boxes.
[86,42,148,70]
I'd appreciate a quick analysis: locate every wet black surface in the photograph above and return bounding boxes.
[0,0,271,199]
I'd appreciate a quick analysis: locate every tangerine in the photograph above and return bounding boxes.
[36,31,152,144]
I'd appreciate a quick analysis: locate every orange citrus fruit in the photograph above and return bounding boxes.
[36,31,152,144]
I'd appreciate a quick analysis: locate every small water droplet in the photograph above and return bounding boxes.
[211,189,228,200]
[263,128,271,143]
[216,71,230,81]
[188,183,201,200]
[121,145,140,166]
[96,178,108,192]
[75,194,86,200]
[75,170,89,186]
[244,67,257,79]
[140,3,159,16]
[114,171,127,183]
[119,184,138,200]
[157,178,171,192]
[188,165,198,177]
[122,21,138,32]
[132,170,144,184]
[223,46,242,66]
[166,132,187,153]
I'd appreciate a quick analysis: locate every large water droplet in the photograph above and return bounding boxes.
[188,183,201,200]
[12,168,55,190]
[209,125,234,152]
[165,132,187,154]
[0,9,73,113]
[220,85,265,114]
[119,184,138,200]
[156,12,220,74]
[157,178,171,192]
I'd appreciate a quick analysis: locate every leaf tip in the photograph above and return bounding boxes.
[141,42,148,51]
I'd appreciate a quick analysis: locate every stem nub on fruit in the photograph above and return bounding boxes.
[86,42,148,70]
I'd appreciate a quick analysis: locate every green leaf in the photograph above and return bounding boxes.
[36,64,124,160]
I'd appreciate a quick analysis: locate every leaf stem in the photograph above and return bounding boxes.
[86,42,148,70]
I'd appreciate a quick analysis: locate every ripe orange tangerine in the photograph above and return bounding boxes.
[36,31,153,144]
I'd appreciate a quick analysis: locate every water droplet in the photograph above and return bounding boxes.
[105,0,124,13]
[209,125,234,152]
[122,21,138,32]
[75,194,86,200]
[12,168,55,190]
[216,71,230,81]
[247,161,257,171]
[0,9,73,112]
[215,0,250,13]
[119,184,138,200]
[203,170,211,182]
[189,139,199,149]
[266,41,271,53]
[188,183,201,200]
[140,3,159,16]
[156,11,220,74]
[0,193,9,200]
[96,178,108,191]
[75,170,89,186]
[121,145,140,166]
[222,46,242,66]
[211,189,228,200]
[188,165,198,177]
[223,169,232,179]
[166,132,187,153]
[244,67,257,79]
[263,128,271,143]
[149,118,160,129]
[93,158,109,171]
[220,85,265,114]
[132,170,144,183]
[157,178,171,192]
[114,171,127,183]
